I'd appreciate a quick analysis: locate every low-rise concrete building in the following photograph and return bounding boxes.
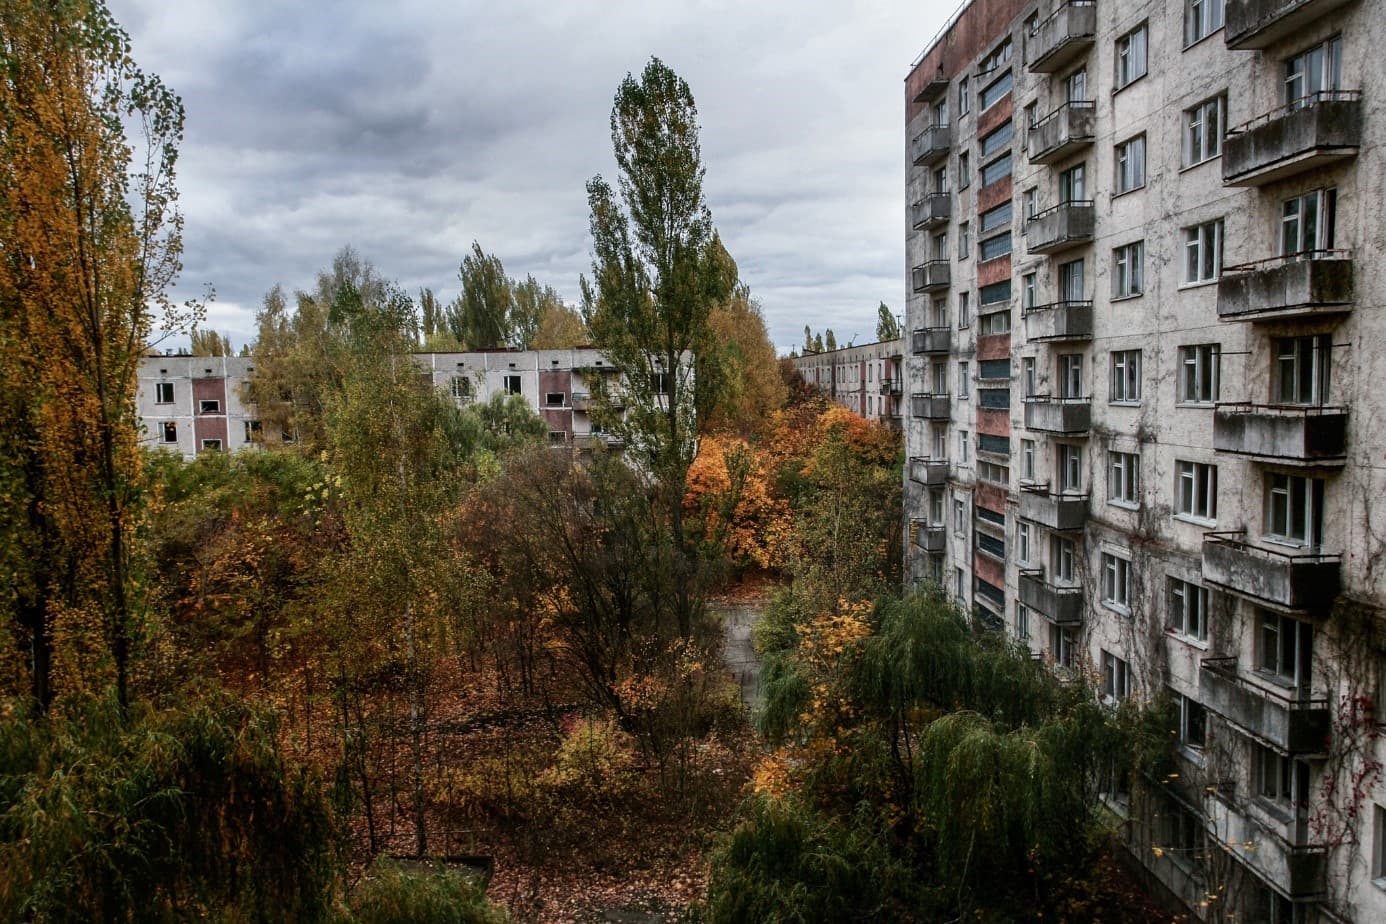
[791,338,905,426]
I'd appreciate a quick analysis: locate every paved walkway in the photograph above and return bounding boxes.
[717,603,764,711]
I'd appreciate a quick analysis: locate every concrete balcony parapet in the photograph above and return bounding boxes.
[1018,569,1084,624]
[1223,91,1361,186]
[1212,403,1347,465]
[1024,396,1090,435]
[1217,251,1353,322]
[1201,531,1341,612]
[1023,301,1092,342]
[1026,101,1095,165]
[912,260,951,292]
[1226,0,1355,49]
[1025,201,1094,255]
[911,123,951,166]
[909,457,950,485]
[912,327,951,354]
[1199,656,1331,754]
[1018,484,1088,531]
[1026,1,1097,73]
[911,193,952,230]
[911,393,951,420]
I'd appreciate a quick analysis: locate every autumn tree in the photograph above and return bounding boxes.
[531,299,588,349]
[875,302,900,342]
[0,0,193,710]
[510,275,561,350]
[189,327,235,356]
[583,57,735,638]
[823,329,837,352]
[702,285,785,436]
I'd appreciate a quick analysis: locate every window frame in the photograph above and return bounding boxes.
[1169,578,1210,643]
[1183,219,1223,285]
[1114,134,1147,195]
[1183,94,1226,168]
[1184,0,1226,47]
[1175,460,1218,523]
[1101,552,1132,613]
[1112,241,1144,299]
[1110,349,1142,404]
[155,381,174,404]
[1178,344,1221,405]
[1114,23,1149,91]
[1108,449,1141,508]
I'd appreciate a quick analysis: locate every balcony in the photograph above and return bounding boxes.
[909,457,949,485]
[1213,404,1347,465]
[911,260,951,293]
[912,69,950,104]
[1023,301,1092,342]
[1223,92,1361,186]
[1026,1,1097,73]
[1026,101,1095,165]
[1018,569,1084,625]
[572,434,624,451]
[1024,396,1090,435]
[1202,532,1341,612]
[1226,0,1356,50]
[912,327,950,354]
[911,393,950,420]
[569,392,591,411]
[1018,485,1088,531]
[1217,252,1353,322]
[912,520,946,552]
[910,123,951,166]
[1025,201,1094,255]
[911,193,952,230]
[1205,789,1327,898]
[1199,657,1331,754]
[879,378,902,396]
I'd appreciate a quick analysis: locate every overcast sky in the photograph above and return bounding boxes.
[109,0,952,355]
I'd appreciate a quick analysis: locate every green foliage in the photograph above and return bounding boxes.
[0,693,338,923]
[875,302,900,343]
[449,242,512,350]
[345,858,507,924]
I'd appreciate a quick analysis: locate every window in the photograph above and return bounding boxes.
[200,439,222,451]
[199,399,220,414]
[1184,220,1222,283]
[1052,536,1077,584]
[932,426,946,459]
[1266,473,1324,546]
[932,231,948,260]
[980,201,1012,233]
[1176,460,1218,521]
[1160,801,1207,873]
[979,311,1011,335]
[1018,521,1032,564]
[545,392,565,407]
[1184,0,1225,45]
[978,38,1013,73]
[1374,805,1386,883]
[958,152,970,188]
[955,566,966,599]
[958,222,970,260]
[979,458,1009,484]
[1184,94,1225,166]
[244,420,262,442]
[1285,36,1342,105]
[1260,613,1313,688]
[504,374,522,395]
[1059,443,1082,492]
[978,359,1009,381]
[1102,553,1131,611]
[1021,439,1036,481]
[155,382,174,404]
[978,528,1006,560]
[979,280,1011,307]
[932,362,948,394]
[1059,353,1083,399]
[1022,358,1037,397]
[1114,135,1146,194]
[979,389,1010,410]
[980,70,1013,110]
[981,152,1012,187]
[1281,188,1336,256]
[1102,650,1131,700]
[1115,23,1148,89]
[1059,258,1085,302]
[929,489,945,525]
[958,76,970,115]
[1059,163,1086,202]
[160,421,177,443]
[450,376,473,399]
[980,121,1013,157]
[1113,242,1144,298]
[958,292,971,328]
[1014,603,1031,641]
[1109,450,1140,506]
[931,297,948,327]
[1022,273,1037,310]
[1024,101,1038,128]
[1178,693,1208,749]
[979,232,1012,261]
[932,165,948,193]
[1178,344,1220,403]
[1065,67,1088,103]
[954,498,967,534]
[1276,335,1332,405]
[1023,186,1039,220]
[1110,350,1141,403]
[1051,624,1077,668]
[958,361,970,398]
[958,430,970,463]
[1169,578,1210,642]
[933,98,949,127]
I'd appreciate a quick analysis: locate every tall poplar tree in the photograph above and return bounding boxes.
[0,0,191,710]
[583,57,734,638]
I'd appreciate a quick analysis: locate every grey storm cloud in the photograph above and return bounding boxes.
[109,0,948,353]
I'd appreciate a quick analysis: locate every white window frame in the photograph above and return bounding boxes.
[1175,460,1218,523]
[1102,553,1132,613]
[1114,135,1146,195]
[1266,473,1324,547]
[155,381,174,404]
[1108,450,1140,507]
[1110,350,1142,404]
[160,421,177,443]
[1178,344,1221,404]
[1183,94,1225,167]
[1112,242,1144,298]
[1184,220,1223,284]
[1184,0,1225,47]
[1169,578,1210,642]
[1021,438,1036,481]
[1115,23,1148,90]
[1102,649,1132,701]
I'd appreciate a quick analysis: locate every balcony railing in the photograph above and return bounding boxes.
[911,393,951,420]
[911,260,951,293]
[1026,101,1095,165]
[909,457,950,486]
[1024,396,1091,435]
[1226,0,1355,50]
[1223,91,1361,186]
[1025,201,1095,255]
[1204,787,1328,898]
[1217,251,1353,322]
[911,193,952,230]
[912,69,950,104]
[912,326,950,354]
[879,378,902,396]
[911,123,951,166]
[1026,1,1097,73]
[1199,657,1331,754]
[569,392,591,411]
[1202,531,1341,612]
[1018,568,1084,624]
[1023,301,1092,341]
[1213,403,1347,465]
[1018,484,1088,531]
[912,519,946,552]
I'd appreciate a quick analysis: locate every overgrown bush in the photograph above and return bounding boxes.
[345,858,507,924]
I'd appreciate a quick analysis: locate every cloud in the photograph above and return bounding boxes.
[108,0,948,353]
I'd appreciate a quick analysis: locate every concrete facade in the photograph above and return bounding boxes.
[136,348,631,458]
[790,338,905,426]
[904,0,1386,920]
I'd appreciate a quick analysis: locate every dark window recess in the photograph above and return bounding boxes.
[548,431,567,443]
[155,382,174,403]
[979,359,1010,379]
[199,399,220,414]
[976,577,1006,607]
[504,375,522,395]
[979,388,1011,410]
[978,432,1010,455]
[160,421,177,443]
[978,532,1006,559]
[200,439,222,451]
[980,281,1012,306]
[545,392,566,406]
[976,506,1005,527]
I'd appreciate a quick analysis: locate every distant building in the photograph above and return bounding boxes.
[136,348,634,458]
[790,338,904,426]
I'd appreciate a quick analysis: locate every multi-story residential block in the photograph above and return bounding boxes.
[136,348,633,458]
[903,0,1385,920]
[791,338,905,426]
